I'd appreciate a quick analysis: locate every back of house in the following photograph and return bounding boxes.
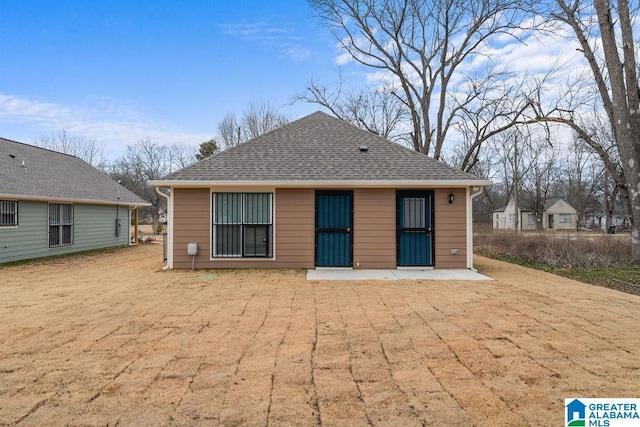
[151,112,490,271]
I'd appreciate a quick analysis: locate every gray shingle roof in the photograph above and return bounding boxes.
[544,197,571,210]
[158,111,487,184]
[0,137,149,206]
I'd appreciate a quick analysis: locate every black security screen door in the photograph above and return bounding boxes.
[397,191,434,266]
[315,191,353,267]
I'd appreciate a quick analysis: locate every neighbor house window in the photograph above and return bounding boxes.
[527,214,534,226]
[49,204,73,247]
[212,193,273,258]
[559,214,571,223]
[0,200,18,226]
[509,214,515,226]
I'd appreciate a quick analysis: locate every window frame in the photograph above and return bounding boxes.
[559,214,571,224]
[212,192,273,258]
[49,203,74,248]
[527,214,535,226]
[0,200,18,227]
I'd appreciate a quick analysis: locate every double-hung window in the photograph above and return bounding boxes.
[213,193,273,258]
[49,203,73,247]
[0,200,18,226]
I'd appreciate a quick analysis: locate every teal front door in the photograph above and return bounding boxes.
[315,191,353,267]
[397,191,434,266]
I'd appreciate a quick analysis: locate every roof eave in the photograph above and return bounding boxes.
[148,179,492,188]
[0,193,151,207]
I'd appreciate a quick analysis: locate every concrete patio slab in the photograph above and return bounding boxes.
[307,268,493,281]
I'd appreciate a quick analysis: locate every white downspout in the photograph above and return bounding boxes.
[155,187,172,270]
[467,186,484,270]
[128,207,135,245]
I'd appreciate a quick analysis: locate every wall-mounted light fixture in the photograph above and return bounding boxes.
[448,192,455,204]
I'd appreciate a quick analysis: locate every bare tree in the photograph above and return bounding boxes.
[217,101,289,150]
[167,143,197,172]
[110,138,171,233]
[241,100,289,140]
[530,0,640,259]
[487,129,547,231]
[559,137,603,227]
[294,75,410,143]
[218,113,241,150]
[307,0,535,169]
[38,130,106,169]
[520,142,560,230]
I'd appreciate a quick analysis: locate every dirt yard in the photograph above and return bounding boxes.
[1,244,639,426]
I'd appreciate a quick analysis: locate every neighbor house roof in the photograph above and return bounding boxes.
[151,111,490,188]
[493,198,530,213]
[544,197,574,210]
[0,137,149,206]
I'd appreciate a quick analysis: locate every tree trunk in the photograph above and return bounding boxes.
[594,0,640,260]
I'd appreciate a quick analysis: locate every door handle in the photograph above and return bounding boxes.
[346,228,351,233]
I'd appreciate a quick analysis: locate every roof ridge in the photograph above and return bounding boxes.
[194,111,318,159]
[154,111,489,184]
[162,112,327,178]
[0,136,81,160]
[302,113,482,181]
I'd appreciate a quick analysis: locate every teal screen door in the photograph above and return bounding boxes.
[397,191,434,266]
[315,191,353,267]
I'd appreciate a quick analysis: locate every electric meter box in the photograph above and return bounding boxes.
[187,242,198,255]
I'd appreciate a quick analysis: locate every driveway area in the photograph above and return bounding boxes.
[1,244,639,426]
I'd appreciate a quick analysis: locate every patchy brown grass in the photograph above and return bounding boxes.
[1,244,640,425]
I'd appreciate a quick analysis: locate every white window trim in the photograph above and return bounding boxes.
[0,199,18,228]
[48,203,74,249]
[210,191,276,260]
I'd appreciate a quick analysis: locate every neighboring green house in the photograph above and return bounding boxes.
[0,137,149,263]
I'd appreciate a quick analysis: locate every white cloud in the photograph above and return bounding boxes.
[220,20,311,62]
[0,93,209,159]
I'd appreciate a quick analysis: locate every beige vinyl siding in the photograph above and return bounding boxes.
[271,188,314,268]
[173,188,315,269]
[353,188,396,269]
[171,186,470,270]
[434,188,467,269]
[173,188,211,269]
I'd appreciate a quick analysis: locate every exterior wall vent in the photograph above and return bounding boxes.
[359,145,369,152]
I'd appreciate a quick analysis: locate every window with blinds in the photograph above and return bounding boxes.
[212,193,273,258]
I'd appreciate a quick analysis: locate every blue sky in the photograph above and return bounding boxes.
[0,1,584,162]
[0,1,345,158]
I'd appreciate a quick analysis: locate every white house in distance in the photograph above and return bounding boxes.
[493,197,578,231]
[586,204,627,230]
